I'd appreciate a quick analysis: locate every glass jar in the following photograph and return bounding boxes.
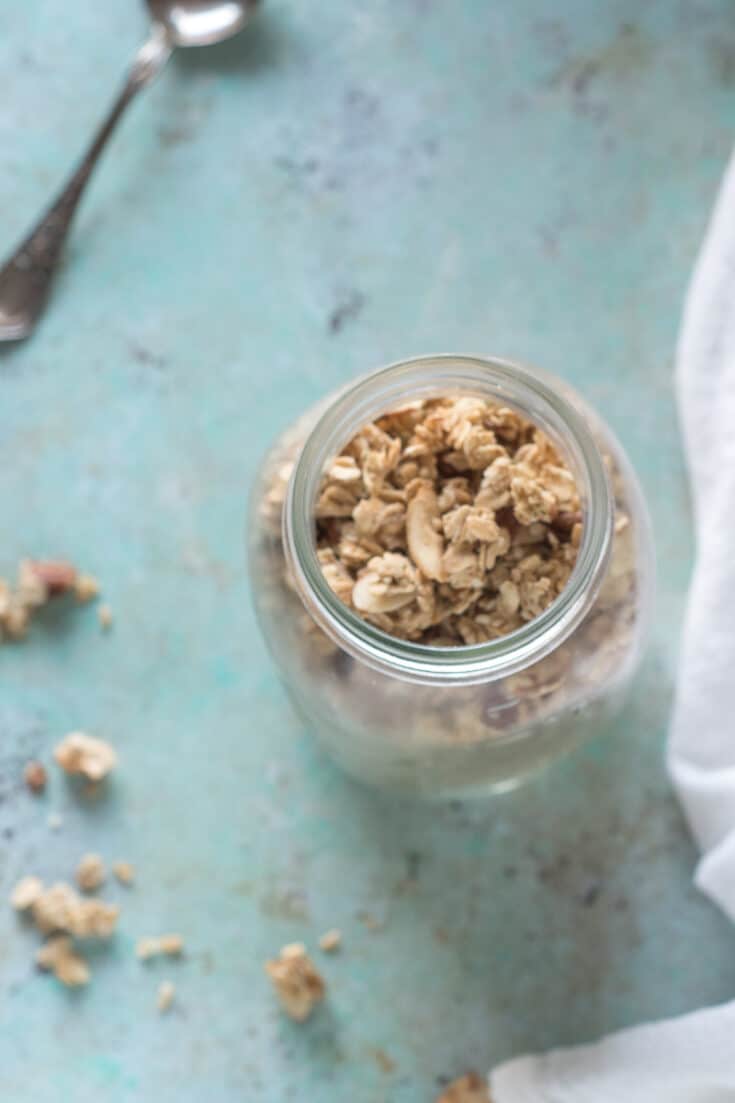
[249,355,654,798]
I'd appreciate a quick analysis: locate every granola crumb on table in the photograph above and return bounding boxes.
[318,928,342,952]
[23,761,47,794]
[436,1072,491,1103]
[36,935,91,988]
[315,396,583,645]
[157,980,176,1013]
[28,881,119,938]
[98,603,113,630]
[17,559,77,605]
[75,853,106,892]
[0,593,29,640]
[10,876,44,912]
[0,560,103,643]
[11,876,119,957]
[136,934,185,961]
[265,943,326,1022]
[74,573,100,603]
[112,860,135,886]
[54,732,118,782]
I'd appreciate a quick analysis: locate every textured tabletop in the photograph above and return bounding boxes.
[1,2,735,1100]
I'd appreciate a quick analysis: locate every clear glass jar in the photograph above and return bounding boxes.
[249,355,654,798]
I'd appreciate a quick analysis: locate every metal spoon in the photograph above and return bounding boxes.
[0,1,257,342]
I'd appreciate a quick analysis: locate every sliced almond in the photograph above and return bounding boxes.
[352,573,415,614]
[406,485,445,581]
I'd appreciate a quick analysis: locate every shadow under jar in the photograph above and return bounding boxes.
[249,355,654,798]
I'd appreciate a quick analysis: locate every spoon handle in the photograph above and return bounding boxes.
[0,26,172,342]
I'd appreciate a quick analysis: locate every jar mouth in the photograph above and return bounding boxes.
[285,354,614,686]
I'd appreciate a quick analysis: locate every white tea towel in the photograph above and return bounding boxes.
[490,999,735,1103]
[669,150,735,922]
[489,155,735,1100]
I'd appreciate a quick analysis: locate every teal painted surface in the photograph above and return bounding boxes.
[1,2,734,1099]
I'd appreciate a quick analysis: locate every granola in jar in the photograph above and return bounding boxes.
[314,396,581,646]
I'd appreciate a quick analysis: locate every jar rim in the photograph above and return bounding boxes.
[284,354,614,686]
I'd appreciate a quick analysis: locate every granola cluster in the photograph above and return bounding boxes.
[314,397,582,645]
[11,873,119,988]
[12,878,119,939]
[36,935,91,987]
[75,853,107,892]
[0,560,102,642]
[54,731,118,782]
[265,942,326,1022]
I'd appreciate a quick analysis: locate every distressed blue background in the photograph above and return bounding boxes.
[1,2,734,1100]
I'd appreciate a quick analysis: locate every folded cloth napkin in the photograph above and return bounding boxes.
[490,1000,735,1103]
[669,151,735,922]
[489,155,735,1101]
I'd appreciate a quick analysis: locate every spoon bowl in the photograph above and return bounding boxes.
[146,0,258,48]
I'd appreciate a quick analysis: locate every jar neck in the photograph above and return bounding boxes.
[284,355,613,687]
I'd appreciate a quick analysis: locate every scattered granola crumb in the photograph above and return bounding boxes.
[10,876,44,912]
[15,562,46,609]
[160,933,184,955]
[9,878,117,989]
[74,573,100,603]
[98,603,113,631]
[265,943,326,1022]
[136,938,159,961]
[436,1073,490,1103]
[23,761,47,794]
[318,928,342,953]
[18,560,77,605]
[30,882,118,938]
[157,980,176,1013]
[75,853,106,893]
[0,579,10,622]
[136,934,184,961]
[47,812,63,832]
[54,732,117,782]
[112,861,135,886]
[2,599,29,640]
[36,935,90,988]
[0,561,102,644]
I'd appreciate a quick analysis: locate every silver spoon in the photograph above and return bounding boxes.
[0,0,257,342]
